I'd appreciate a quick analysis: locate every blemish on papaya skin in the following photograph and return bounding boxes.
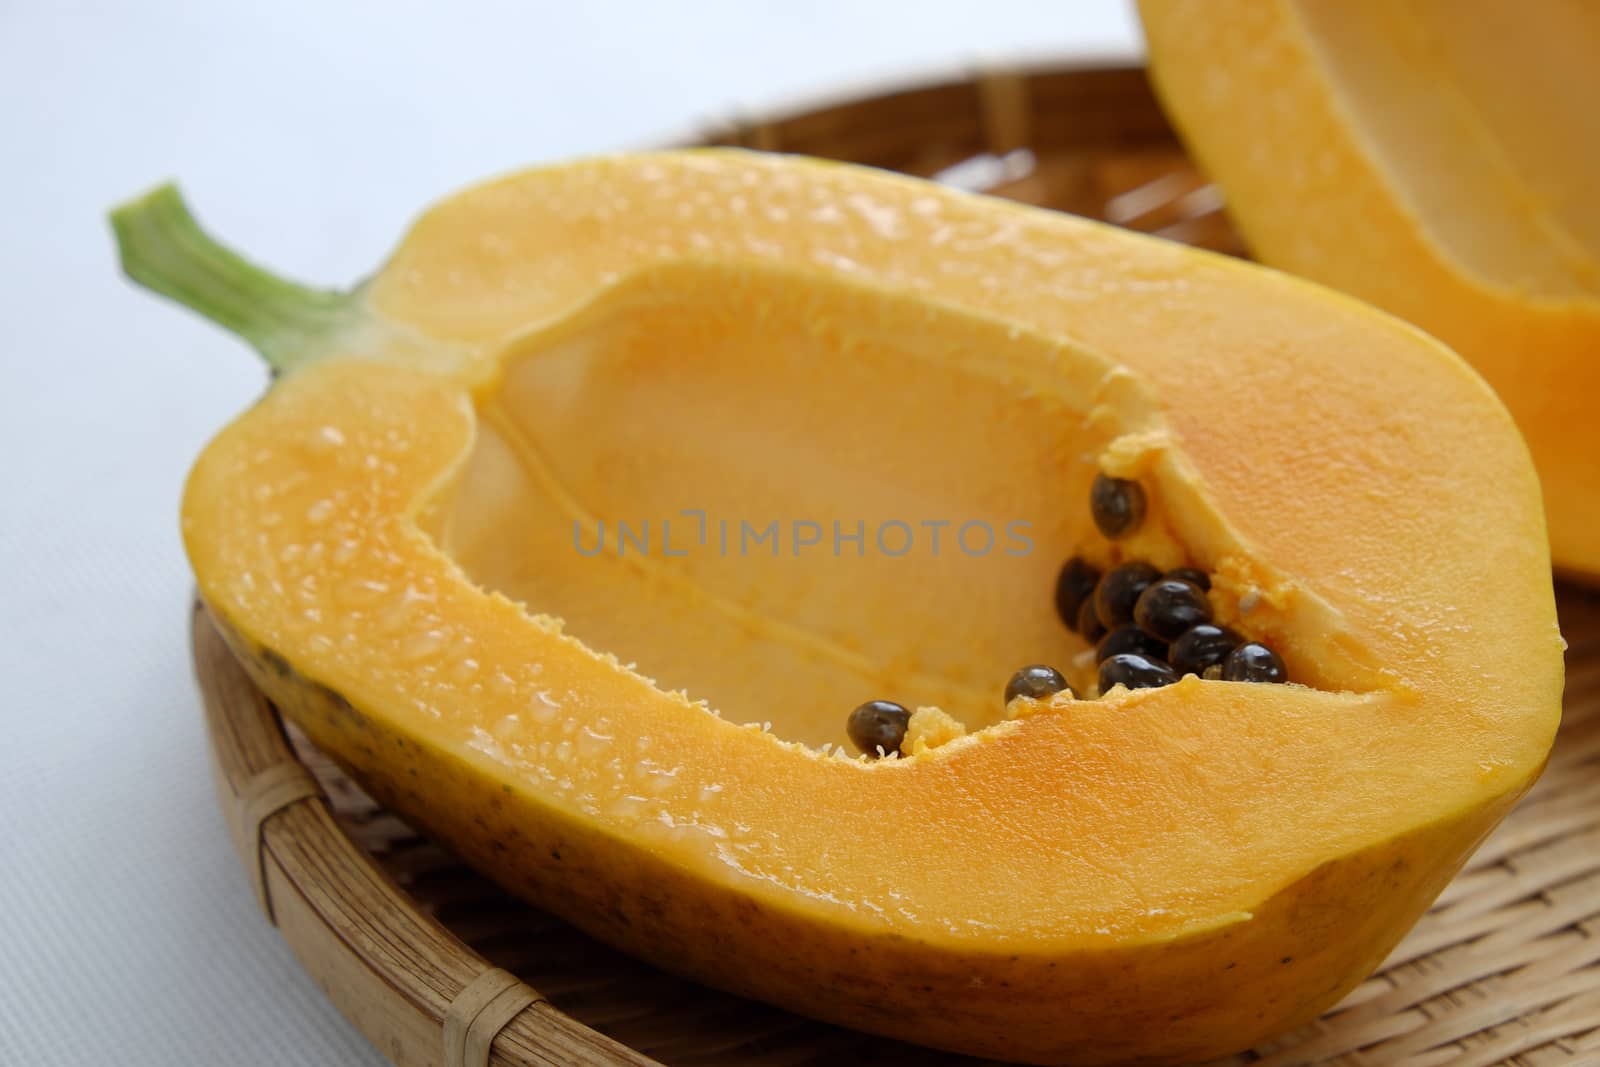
[295,679,380,739]
[260,647,292,677]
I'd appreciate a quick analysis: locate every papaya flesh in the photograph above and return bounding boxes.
[115,150,1563,1065]
[1139,0,1600,581]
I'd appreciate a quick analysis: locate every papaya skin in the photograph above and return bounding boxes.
[223,614,1509,1065]
[1139,0,1600,581]
[114,150,1565,1064]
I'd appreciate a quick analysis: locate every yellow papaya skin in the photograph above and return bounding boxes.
[221,615,1512,1065]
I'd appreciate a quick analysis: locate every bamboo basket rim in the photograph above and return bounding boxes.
[194,61,1600,1067]
[644,47,1136,153]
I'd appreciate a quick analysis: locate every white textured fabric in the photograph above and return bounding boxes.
[0,3,1140,1063]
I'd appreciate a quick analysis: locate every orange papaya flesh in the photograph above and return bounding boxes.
[115,150,1562,1065]
[1140,0,1600,580]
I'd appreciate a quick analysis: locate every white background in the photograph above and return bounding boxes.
[0,3,1141,1063]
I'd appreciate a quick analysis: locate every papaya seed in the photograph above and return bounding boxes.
[1004,665,1074,706]
[847,700,911,757]
[1097,624,1167,664]
[1222,643,1288,684]
[1134,578,1213,642]
[1054,558,1102,632]
[1095,561,1162,629]
[1090,473,1146,539]
[1099,653,1179,691]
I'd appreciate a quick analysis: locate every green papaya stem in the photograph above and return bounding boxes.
[110,184,351,373]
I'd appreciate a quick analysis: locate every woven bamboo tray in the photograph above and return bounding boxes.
[196,63,1600,1066]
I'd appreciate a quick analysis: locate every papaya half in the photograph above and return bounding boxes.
[1139,0,1600,581]
[114,149,1563,1065]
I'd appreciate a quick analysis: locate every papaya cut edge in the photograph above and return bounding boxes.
[118,148,1564,1065]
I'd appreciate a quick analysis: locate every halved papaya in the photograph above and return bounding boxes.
[114,150,1562,1065]
[1139,0,1600,580]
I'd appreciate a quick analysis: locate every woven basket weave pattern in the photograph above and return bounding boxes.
[197,64,1600,1066]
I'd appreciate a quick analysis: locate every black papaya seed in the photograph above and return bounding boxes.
[1094,561,1162,629]
[1090,473,1146,539]
[1055,557,1102,632]
[1004,665,1074,705]
[1134,578,1213,642]
[847,700,912,757]
[1163,567,1211,592]
[1097,624,1167,663]
[1221,643,1288,684]
[1099,653,1179,691]
[1169,624,1242,677]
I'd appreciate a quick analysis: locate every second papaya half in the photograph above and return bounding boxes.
[1142,0,1600,579]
